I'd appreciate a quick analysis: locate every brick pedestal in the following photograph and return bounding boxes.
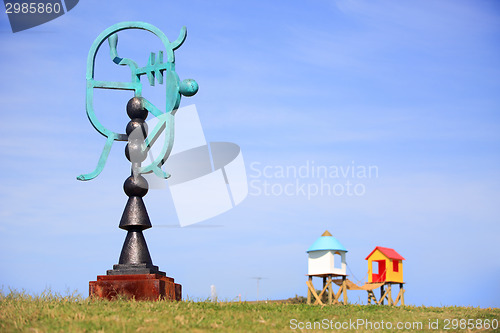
[89,274,181,301]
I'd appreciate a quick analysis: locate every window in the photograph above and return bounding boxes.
[372,260,386,282]
[372,261,379,274]
[393,260,399,272]
[334,252,342,269]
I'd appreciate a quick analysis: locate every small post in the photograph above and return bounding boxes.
[211,285,217,302]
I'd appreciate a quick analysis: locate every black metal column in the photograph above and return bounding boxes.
[107,97,165,276]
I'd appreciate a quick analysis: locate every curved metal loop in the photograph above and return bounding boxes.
[78,22,195,181]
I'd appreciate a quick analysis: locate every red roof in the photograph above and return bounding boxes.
[365,246,405,261]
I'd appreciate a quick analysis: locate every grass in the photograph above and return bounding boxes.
[1,290,499,332]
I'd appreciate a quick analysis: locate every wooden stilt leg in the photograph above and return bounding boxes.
[400,283,405,306]
[387,283,392,305]
[394,288,401,305]
[377,286,389,305]
[307,276,312,305]
[306,275,356,306]
[342,276,347,305]
[315,278,331,305]
[328,275,333,305]
[307,279,323,305]
[368,290,376,304]
[333,284,343,305]
[322,277,326,304]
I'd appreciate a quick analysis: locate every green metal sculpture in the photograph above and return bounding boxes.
[82,23,199,287]
[77,21,198,181]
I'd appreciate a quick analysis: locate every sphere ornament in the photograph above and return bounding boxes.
[180,79,199,97]
[127,97,148,120]
[125,140,148,163]
[123,175,149,197]
[126,119,148,137]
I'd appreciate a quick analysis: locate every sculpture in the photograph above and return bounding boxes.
[81,22,197,299]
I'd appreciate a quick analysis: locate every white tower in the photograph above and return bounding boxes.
[307,230,348,276]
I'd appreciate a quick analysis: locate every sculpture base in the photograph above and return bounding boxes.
[89,274,181,301]
[107,263,166,276]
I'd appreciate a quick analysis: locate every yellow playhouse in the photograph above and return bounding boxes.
[365,246,405,283]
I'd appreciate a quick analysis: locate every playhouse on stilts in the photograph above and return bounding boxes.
[305,231,406,306]
[365,246,405,305]
[306,230,348,305]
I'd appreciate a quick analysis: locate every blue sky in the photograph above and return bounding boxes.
[0,0,499,307]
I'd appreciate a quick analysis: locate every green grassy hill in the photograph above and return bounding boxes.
[1,291,498,332]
